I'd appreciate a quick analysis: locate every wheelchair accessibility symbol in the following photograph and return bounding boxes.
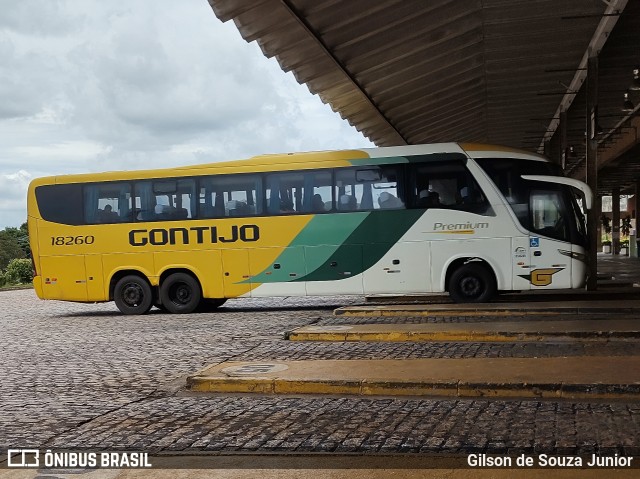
[530,237,540,247]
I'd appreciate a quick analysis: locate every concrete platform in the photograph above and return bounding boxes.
[334,300,640,317]
[187,357,640,400]
[286,319,640,342]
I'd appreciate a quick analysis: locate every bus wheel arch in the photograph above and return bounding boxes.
[159,269,202,314]
[446,258,497,303]
[112,273,154,315]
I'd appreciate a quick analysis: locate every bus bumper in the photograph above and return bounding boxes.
[572,260,588,289]
[33,276,44,299]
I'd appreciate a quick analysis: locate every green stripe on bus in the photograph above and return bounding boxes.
[296,209,424,282]
[247,213,369,284]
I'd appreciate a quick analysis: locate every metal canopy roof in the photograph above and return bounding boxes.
[208,0,640,195]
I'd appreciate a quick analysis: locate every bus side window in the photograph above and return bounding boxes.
[410,161,489,213]
[266,170,332,215]
[199,174,262,218]
[84,182,132,224]
[336,165,404,211]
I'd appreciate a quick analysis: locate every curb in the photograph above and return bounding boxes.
[286,330,640,342]
[187,376,640,400]
[333,306,640,317]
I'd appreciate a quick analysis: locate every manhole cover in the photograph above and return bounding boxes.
[221,363,289,376]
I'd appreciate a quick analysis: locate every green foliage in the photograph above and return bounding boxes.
[5,258,33,285]
[600,214,612,242]
[0,231,25,270]
[0,223,30,285]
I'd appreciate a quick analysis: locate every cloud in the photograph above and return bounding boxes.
[0,171,31,226]
[0,0,371,228]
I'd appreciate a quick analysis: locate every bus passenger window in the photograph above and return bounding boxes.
[336,165,404,211]
[411,161,488,213]
[84,182,132,224]
[266,170,332,215]
[199,174,262,218]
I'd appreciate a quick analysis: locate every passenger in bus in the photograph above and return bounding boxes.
[99,204,119,222]
[460,186,479,204]
[279,199,295,214]
[426,191,441,207]
[175,208,189,219]
[227,200,249,216]
[338,194,357,211]
[312,194,326,212]
[137,208,155,221]
[378,191,403,209]
[417,190,441,208]
[155,204,174,220]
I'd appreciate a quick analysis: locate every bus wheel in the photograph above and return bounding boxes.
[160,272,202,314]
[114,275,153,315]
[448,263,496,303]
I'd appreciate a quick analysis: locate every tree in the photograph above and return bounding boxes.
[5,258,32,284]
[600,214,612,244]
[0,231,24,270]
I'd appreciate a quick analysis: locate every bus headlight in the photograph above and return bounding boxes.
[558,249,587,263]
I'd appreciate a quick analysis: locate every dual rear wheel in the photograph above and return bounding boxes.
[114,272,224,315]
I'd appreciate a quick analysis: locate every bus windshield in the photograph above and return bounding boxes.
[475,157,588,247]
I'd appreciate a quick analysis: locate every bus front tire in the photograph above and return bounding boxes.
[114,275,153,315]
[160,272,202,314]
[448,263,496,303]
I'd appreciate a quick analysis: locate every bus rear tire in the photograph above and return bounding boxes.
[114,275,153,315]
[448,263,496,303]
[160,272,202,314]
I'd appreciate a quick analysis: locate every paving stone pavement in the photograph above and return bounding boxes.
[2,289,640,456]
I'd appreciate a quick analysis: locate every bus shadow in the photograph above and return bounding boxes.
[53,304,345,318]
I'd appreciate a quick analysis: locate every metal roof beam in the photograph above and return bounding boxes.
[540,0,628,152]
[278,0,408,145]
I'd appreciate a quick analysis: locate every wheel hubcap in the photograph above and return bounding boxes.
[172,283,192,305]
[460,276,482,297]
[123,283,143,306]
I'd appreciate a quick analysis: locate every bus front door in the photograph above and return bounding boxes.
[526,235,572,290]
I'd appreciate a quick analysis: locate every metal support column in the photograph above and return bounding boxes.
[634,180,640,257]
[559,110,568,170]
[585,54,598,290]
[543,139,551,159]
[612,187,620,254]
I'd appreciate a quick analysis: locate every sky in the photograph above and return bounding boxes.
[0,0,372,229]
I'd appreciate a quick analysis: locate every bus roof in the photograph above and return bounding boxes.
[29,142,549,187]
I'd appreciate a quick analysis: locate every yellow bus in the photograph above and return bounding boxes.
[27,143,592,315]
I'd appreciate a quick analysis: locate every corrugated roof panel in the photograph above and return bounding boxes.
[208,0,640,182]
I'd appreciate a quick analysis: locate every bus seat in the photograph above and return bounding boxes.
[378,192,403,209]
[338,194,357,211]
[227,200,248,216]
